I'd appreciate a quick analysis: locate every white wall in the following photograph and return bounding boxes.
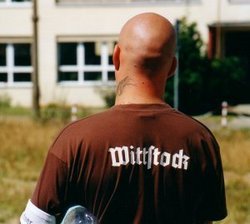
[1,0,250,107]
[0,3,32,106]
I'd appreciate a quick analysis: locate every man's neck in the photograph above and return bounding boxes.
[115,74,166,105]
[115,95,165,105]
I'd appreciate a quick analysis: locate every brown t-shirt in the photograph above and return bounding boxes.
[32,104,227,224]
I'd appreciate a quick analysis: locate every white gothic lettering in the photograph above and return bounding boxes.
[109,145,190,170]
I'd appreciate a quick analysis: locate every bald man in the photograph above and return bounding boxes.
[21,13,227,224]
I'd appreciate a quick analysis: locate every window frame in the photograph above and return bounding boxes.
[57,39,116,86]
[55,0,200,6]
[0,0,31,8]
[228,0,250,4]
[0,42,32,88]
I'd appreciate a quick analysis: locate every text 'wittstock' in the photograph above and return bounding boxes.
[109,145,190,170]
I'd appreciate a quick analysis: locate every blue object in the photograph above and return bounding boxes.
[61,205,98,224]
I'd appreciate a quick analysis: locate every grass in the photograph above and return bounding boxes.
[0,117,65,223]
[0,113,250,223]
[213,129,250,224]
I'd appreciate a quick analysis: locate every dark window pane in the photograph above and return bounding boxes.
[108,55,113,65]
[59,72,78,81]
[14,44,31,66]
[84,72,102,81]
[13,73,31,82]
[108,71,115,81]
[0,44,6,66]
[0,73,7,82]
[85,42,101,65]
[12,0,31,2]
[59,43,77,65]
[108,42,117,65]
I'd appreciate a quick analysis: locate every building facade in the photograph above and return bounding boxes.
[0,0,250,107]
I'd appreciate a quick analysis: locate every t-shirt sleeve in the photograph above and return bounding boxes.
[31,123,84,222]
[31,151,69,222]
[196,131,227,221]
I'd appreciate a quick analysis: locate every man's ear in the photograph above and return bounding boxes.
[167,56,177,78]
[113,44,120,70]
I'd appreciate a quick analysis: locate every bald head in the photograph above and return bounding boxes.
[115,13,176,77]
[113,13,177,104]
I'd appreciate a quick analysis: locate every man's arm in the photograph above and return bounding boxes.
[20,151,69,223]
[195,130,227,223]
[20,200,56,224]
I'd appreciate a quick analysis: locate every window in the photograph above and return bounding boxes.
[56,0,199,5]
[0,43,32,86]
[0,0,31,6]
[58,41,115,85]
[229,0,250,3]
[0,0,31,2]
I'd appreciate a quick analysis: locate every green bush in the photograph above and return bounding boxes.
[103,91,116,108]
[40,104,96,123]
[166,18,248,115]
[99,88,116,108]
[0,95,11,109]
[40,103,71,123]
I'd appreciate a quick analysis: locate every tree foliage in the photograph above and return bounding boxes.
[165,18,248,115]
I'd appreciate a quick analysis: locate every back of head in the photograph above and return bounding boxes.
[118,13,176,77]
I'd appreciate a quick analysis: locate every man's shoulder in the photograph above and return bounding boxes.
[168,109,218,143]
[48,109,115,158]
[71,108,115,127]
[169,109,210,130]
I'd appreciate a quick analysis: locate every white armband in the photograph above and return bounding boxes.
[20,200,56,224]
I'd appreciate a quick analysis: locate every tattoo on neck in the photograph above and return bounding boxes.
[116,76,135,96]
